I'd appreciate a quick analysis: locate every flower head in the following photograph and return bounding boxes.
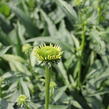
[33,43,63,63]
[17,95,27,107]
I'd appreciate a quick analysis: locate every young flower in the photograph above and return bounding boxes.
[22,43,32,54]
[50,81,57,88]
[17,95,27,107]
[32,43,63,63]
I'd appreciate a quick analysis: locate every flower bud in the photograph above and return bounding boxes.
[17,95,27,107]
[22,44,32,54]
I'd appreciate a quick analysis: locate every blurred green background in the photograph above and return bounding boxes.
[0,0,109,109]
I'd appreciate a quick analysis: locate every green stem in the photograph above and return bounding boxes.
[27,53,33,72]
[77,23,86,88]
[45,66,51,109]
[25,104,30,109]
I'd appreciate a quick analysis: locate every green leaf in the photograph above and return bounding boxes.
[49,7,65,24]
[10,6,40,37]
[0,3,10,16]
[40,9,59,37]
[0,54,30,73]
[1,54,25,63]
[20,79,30,99]
[49,105,68,109]
[0,46,12,56]
[55,0,77,22]
[0,14,12,32]
[0,29,10,45]
[54,86,67,102]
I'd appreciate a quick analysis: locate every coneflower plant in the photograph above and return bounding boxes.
[33,43,63,109]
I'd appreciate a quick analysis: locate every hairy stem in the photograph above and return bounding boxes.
[77,23,86,88]
[45,66,51,109]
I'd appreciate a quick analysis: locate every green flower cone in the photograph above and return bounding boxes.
[33,43,63,63]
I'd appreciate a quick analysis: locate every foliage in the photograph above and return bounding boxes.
[0,0,109,109]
